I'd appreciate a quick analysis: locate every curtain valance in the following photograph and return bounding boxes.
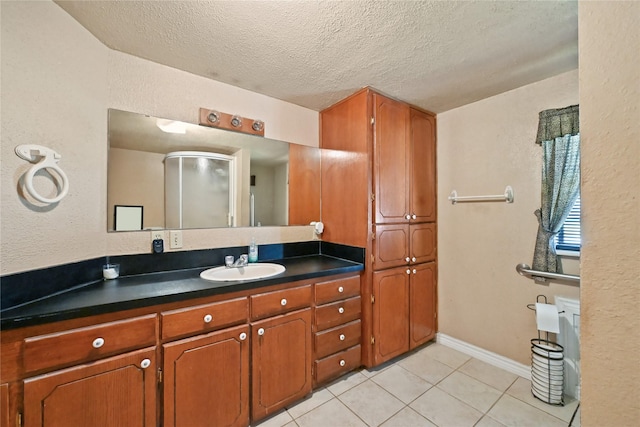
[535,105,579,144]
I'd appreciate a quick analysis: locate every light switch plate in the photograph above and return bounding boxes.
[170,230,183,249]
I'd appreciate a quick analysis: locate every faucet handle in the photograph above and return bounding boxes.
[225,256,234,267]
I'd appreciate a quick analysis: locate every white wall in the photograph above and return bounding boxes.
[437,70,580,365]
[0,1,318,275]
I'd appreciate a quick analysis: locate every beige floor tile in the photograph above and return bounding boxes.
[410,387,483,427]
[458,358,519,391]
[283,422,298,427]
[437,371,503,413]
[286,388,333,419]
[360,358,397,378]
[295,399,366,427]
[419,343,471,369]
[399,350,455,384]
[487,394,567,427]
[380,407,437,427]
[326,370,368,396]
[506,376,580,422]
[338,380,405,427]
[371,365,433,404]
[252,409,294,427]
[475,415,507,427]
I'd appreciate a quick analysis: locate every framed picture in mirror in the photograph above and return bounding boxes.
[114,205,144,231]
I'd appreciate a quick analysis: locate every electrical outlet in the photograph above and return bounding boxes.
[150,231,164,241]
[170,230,183,249]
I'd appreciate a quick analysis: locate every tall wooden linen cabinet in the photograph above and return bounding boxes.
[321,88,437,367]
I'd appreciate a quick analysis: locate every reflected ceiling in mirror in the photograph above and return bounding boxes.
[107,109,290,232]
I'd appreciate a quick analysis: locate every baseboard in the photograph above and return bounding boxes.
[437,333,531,379]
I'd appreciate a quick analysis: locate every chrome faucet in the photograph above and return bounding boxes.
[226,254,248,268]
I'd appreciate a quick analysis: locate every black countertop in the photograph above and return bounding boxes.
[1,255,363,330]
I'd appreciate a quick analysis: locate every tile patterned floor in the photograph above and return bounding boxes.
[252,342,580,427]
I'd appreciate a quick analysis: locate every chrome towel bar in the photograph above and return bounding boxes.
[516,263,580,283]
[448,186,514,204]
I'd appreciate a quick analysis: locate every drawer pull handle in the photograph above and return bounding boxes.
[140,359,151,369]
[281,298,287,306]
[405,214,411,220]
[239,332,247,341]
[339,359,346,367]
[405,257,410,263]
[203,314,213,323]
[338,286,344,293]
[406,269,411,275]
[257,328,265,336]
[411,257,417,262]
[92,337,105,349]
[412,214,417,219]
[413,269,417,274]
[339,334,346,341]
[338,307,345,314]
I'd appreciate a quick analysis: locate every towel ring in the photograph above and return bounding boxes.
[15,145,69,204]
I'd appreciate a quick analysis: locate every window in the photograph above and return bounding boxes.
[555,195,581,252]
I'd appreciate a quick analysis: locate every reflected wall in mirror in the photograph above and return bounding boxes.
[107,109,320,232]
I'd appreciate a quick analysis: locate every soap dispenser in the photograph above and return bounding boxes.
[248,237,258,263]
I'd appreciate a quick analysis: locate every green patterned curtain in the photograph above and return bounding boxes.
[533,105,580,274]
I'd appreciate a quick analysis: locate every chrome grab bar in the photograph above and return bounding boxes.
[516,263,580,283]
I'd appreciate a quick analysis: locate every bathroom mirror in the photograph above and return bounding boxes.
[107,109,317,231]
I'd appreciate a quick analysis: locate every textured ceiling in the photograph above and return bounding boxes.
[54,0,578,113]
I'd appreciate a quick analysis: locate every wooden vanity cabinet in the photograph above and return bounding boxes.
[312,275,362,385]
[23,347,157,427]
[1,383,10,427]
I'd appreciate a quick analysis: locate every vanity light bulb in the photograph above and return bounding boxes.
[207,111,220,124]
[231,115,242,128]
[252,120,264,132]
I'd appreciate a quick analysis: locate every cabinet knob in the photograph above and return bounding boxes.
[405,257,410,263]
[239,332,247,341]
[203,314,213,323]
[140,358,151,369]
[257,328,265,336]
[406,269,411,275]
[411,257,417,262]
[405,214,411,220]
[92,337,105,349]
[412,214,417,219]
[413,269,417,274]
[338,307,345,314]
[339,359,346,367]
[338,286,344,293]
[280,298,287,306]
[339,334,346,341]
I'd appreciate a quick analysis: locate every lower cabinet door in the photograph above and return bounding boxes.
[23,347,157,427]
[163,325,250,427]
[410,262,437,349]
[251,308,312,421]
[373,267,410,365]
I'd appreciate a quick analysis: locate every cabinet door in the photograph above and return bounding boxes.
[373,224,409,270]
[372,267,410,365]
[410,262,437,349]
[1,383,9,427]
[23,347,156,427]
[251,308,312,421]
[409,223,437,264]
[374,94,410,224]
[409,109,437,222]
[163,325,249,427]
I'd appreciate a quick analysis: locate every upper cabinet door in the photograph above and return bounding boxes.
[374,94,410,224]
[410,109,437,222]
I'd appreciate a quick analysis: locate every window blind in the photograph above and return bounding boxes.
[555,196,581,251]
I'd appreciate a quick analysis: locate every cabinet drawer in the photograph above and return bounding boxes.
[315,296,361,332]
[23,314,157,374]
[314,345,361,385]
[251,285,312,320]
[314,320,361,360]
[315,276,360,305]
[161,297,248,340]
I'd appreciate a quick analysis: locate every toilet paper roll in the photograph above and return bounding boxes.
[535,303,560,333]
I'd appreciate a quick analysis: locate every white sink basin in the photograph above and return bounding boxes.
[200,263,286,282]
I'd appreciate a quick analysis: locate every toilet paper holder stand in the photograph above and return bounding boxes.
[527,295,565,341]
